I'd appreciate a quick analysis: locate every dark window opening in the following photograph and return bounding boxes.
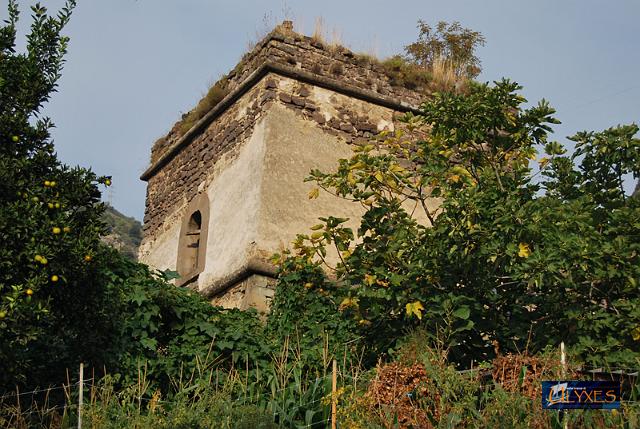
[176,194,209,287]
[184,210,202,274]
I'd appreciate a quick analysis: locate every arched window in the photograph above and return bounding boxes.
[184,210,202,274]
[176,193,209,286]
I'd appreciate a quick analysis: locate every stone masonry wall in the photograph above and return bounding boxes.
[142,70,418,242]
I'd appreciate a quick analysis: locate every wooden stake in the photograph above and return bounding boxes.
[331,359,337,429]
[560,342,567,429]
[78,362,83,429]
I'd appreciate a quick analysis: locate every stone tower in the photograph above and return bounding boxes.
[138,22,424,311]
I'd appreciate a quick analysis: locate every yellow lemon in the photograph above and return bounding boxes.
[55,202,60,209]
[84,255,92,262]
[52,227,61,234]
[50,181,56,187]
[26,289,33,296]
[44,180,51,187]
[11,136,18,142]
[105,179,111,186]
[51,275,59,282]
[48,203,54,209]
[34,255,42,262]
[63,227,71,233]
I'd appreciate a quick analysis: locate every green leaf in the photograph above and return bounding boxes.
[453,307,470,320]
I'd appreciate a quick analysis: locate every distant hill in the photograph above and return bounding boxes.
[102,204,143,260]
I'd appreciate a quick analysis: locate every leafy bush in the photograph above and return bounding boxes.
[286,78,640,368]
[95,253,270,392]
[268,246,362,374]
[404,20,486,78]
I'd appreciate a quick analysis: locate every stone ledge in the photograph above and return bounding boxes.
[196,256,278,300]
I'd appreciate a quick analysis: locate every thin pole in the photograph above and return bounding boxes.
[331,359,337,429]
[78,362,83,429]
[560,342,567,429]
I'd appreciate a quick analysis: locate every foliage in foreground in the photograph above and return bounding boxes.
[0,0,271,395]
[4,339,639,429]
[339,339,640,429]
[283,78,640,368]
[0,0,110,387]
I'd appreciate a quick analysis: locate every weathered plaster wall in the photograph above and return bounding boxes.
[199,119,266,289]
[257,81,394,267]
[140,70,429,307]
[138,81,273,273]
[139,80,274,242]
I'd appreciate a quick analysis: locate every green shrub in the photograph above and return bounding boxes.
[381,55,431,91]
[294,79,640,369]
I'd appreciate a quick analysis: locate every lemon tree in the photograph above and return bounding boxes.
[0,0,114,386]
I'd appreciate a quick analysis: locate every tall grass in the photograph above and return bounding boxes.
[4,347,640,428]
[430,56,464,93]
[178,77,230,136]
[4,327,639,428]
[0,334,343,428]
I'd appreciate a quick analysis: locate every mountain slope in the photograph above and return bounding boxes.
[102,204,143,260]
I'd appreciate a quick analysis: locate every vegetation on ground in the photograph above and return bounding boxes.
[4,335,639,428]
[1,2,638,428]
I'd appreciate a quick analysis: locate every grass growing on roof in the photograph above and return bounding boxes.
[179,76,230,135]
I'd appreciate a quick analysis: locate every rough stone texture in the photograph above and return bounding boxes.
[141,82,271,241]
[139,26,432,310]
[211,274,275,313]
[148,24,425,165]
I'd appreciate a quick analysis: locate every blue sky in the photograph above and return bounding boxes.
[7,0,640,220]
